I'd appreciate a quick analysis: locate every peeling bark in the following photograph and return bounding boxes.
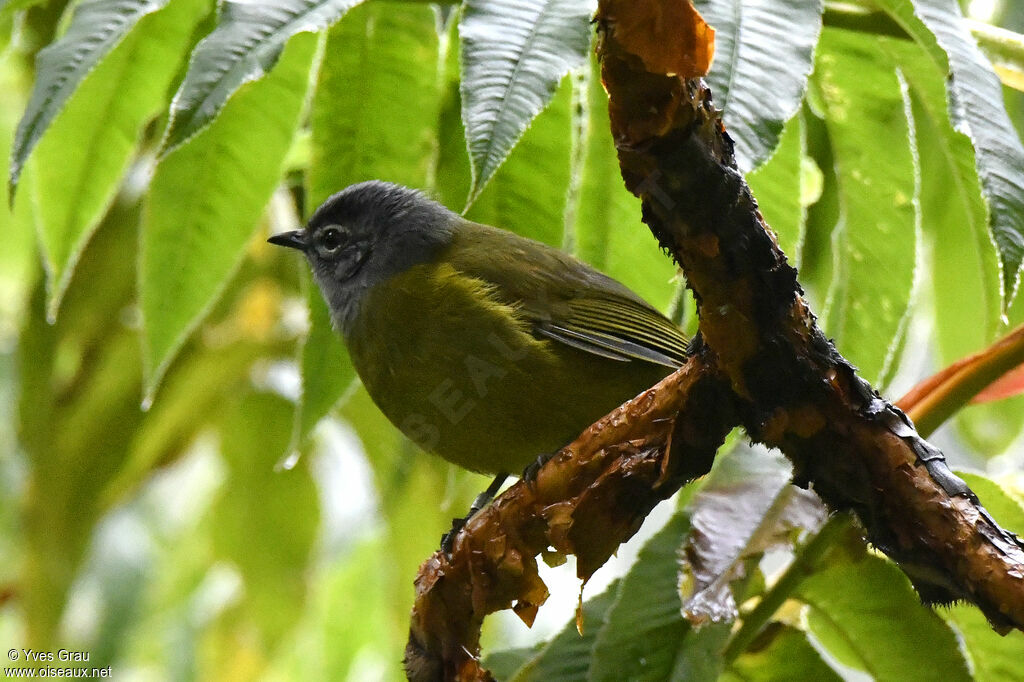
[405,359,734,681]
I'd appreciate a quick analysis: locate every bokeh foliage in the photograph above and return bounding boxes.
[2,0,1024,678]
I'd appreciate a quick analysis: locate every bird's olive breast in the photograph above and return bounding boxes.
[344,261,671,474]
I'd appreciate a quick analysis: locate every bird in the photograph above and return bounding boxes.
[268,180,688,491]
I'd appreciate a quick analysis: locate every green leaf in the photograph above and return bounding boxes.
[945,603,1024,682]
[140,31,318,395]
[506,580,619,681]
[28,0,209,318]
[295,276,354,442]
[573,56,678,312]
[100,338,270,508]
[486,647,542,681]
[665,621,734,682]
[338,386,486,638]
[1012,275,1024,324]
[955,470,1024,534]
[0,0,51,15]
[798,550,971,682]
[162,0,364,153]
[722,624,841,682]
[692,0,823,172]
[307,0,441,206]
[681,445,823,624]
[434,11,472,210]
[460,0,592,205]
[746,113,810,267]
[798,104,841,309]
[588,511,702,680]
[277,537,405,679]
[9,0,172,194]
[338,385,406,482]
[0,52,39,331]
[17,199,145,645]
[465,76,573,246]
[959,396,1024,456]
[879,37,1002,366]
[873,0,1024,305]
[212,391,319,647]
[297,0,439,442]
[814,28,918,388]
[74,531,150,669]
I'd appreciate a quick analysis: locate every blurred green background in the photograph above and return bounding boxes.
[2,0,1024,679]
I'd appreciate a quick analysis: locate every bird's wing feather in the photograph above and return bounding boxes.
[445,222,688,368]
[547,296,689,367]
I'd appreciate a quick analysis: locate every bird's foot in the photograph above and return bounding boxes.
[521,451,556,484]
[439,518,466,556]
[440,472,508,556]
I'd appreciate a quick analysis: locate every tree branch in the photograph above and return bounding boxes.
[403,2,1024,678]
[597,0,1024,631]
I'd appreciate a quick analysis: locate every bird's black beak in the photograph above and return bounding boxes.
[267,230,308,251]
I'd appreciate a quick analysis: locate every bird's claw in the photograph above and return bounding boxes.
[438,472,509,557]
[522,451,555,484]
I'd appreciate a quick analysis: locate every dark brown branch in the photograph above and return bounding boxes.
[597,0,1024,631]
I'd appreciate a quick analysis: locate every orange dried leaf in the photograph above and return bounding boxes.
[897,324,1024,429]
[973,361,1024,403]
[513,601,540,627]
[600,0,715,77]
[576,587,586,635]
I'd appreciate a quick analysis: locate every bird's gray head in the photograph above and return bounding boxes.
[268,181,457,334]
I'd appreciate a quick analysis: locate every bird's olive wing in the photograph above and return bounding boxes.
[535,296,688,368]
[446,221,688,369]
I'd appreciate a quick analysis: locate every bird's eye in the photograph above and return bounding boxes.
[316,226,348,255]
